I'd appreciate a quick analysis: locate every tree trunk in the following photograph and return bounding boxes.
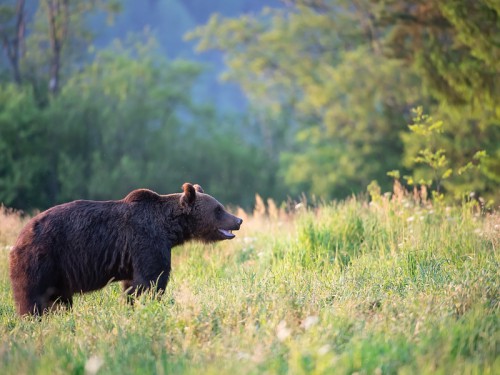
[47,0,69,95]
[0,0,25,84]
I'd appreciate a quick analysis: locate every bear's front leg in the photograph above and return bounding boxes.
[125,245,171,303]
[122,280,134,304]
[124,270,170,303]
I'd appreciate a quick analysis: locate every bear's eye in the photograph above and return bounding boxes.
[215,205,223,218]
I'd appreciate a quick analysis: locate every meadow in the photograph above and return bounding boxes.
[0,188,498,375]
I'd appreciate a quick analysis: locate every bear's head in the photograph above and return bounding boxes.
[180,183,243,243]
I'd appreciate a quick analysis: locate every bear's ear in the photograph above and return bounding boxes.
[193,184,204,194]
[180,182,197,208]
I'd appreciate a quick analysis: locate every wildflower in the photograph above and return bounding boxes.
[243,237,256,244]
[318,344,330,355]
[85,355,104,375]
[276,320,291,341]
[301,315,319,330]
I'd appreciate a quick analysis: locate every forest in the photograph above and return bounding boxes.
[0,0,499,210]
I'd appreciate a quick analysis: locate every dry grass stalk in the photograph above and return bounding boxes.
[0,205,25,247]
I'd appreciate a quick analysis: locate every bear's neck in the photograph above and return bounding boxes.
[169,215,194,248]
[160,194,195,248]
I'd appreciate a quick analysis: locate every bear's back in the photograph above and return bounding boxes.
[123,189,162,203]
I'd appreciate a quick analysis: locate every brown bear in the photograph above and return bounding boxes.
[9,183,242,315]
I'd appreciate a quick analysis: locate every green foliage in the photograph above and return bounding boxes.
[49,36,205,201]
[2,0,499,208]
[0,84,51,208]
[372,0,500,106]
[189,5,425,200]
[0,1,281,210]
[279,47,422,199]
[403,107,451,194]
[0,35,272,210]
[189,0,500,203]
[1,197,498,374]
[401,107,497,202]
[17,1,121,92]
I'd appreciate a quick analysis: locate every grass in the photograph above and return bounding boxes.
[0,193,498,375]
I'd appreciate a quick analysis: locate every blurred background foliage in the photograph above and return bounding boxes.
[0,0,498,211]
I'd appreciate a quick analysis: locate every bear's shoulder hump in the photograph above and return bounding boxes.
[123,189,161,203]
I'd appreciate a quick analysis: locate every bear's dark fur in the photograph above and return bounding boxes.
[9,183,242,315]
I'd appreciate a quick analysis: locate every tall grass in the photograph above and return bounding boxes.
[0,193,498,374]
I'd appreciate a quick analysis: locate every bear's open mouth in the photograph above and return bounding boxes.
[218,229,235,239]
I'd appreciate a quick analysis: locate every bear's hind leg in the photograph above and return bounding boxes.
[31,269,70,315]
[10,245,68,316]
[17,297,42,316]
[11,276,54,316]
[32,287,65,314]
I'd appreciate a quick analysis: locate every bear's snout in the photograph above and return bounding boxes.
[235,217,243,229]
[228,215,243,231]
[216,214,243,240]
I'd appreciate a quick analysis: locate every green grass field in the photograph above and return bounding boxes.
[0,193,498,375]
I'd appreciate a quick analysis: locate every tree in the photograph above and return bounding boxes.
[0,84,51,209]
[188,1,424,199]
[0,35,274,211]
[371,0,500,106]
[44,0,68,94]
[401,106,500,202]
[0,0,25,84]
[22,0,120,96]
[372,0,500,201]
[189,0,499,201]
[279,47,422,198]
